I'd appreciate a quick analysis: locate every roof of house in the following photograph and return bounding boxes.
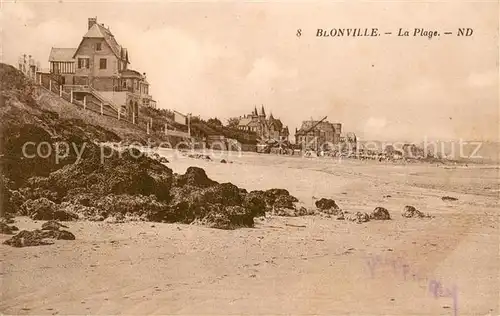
[296,120,337,135]
[74,23,129,64]
[121,69,143,78]
[49,48,76,62]
[247,120,262,128]
[238,117,252,126]
[269,118,283,130]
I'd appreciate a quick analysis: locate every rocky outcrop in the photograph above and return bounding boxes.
[3,230,53,247]
[46,146,173,201]
[188,154,212,161]
[21,198,78,221]
[0,222,18,234]
[148,152,169,164]
[3,228,75,247]
[173,167,218,189]
[58,201,105,221]
[41,220,69,231]
[167,182,254,228]
[1,63,320,230]
[402,205,431,218]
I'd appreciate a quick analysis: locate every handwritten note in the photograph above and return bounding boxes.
[366,254,458,316]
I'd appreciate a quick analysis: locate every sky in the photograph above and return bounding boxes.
[1,0,498,142]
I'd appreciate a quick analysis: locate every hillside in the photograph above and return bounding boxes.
[0,62,294,230]
[190,117,258,145]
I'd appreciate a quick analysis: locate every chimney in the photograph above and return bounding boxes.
[88,17,97,30]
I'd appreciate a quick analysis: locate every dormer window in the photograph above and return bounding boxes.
[96,43,102,51]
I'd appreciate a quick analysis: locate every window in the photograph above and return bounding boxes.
[77,58,89,69]
[96,43,102,51]
[99,58,107,69]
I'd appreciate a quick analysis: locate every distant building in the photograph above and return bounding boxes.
[295,119,342,151]
[47,17,157,121]
[18,54,40,81]
[237,106,289,141]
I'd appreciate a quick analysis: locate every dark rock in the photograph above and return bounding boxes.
[1,124,58,187]
[220,159,227,163]
[173,167,217,188]
[22,198,78,221]
[346,212,370,223]
[402,205,427,218]
[167,186,204,223]
[0,222,15,234]
[369,207,391,220]
[264,188,291,205]
[8,190,26,214]
[202,183,244,206]
[273,195,299,209]
[18,177,58,203]
[187,154,212,161]
[41,220,69,231]
[315,198,338,210]
[159,157,169,163]
[0,216,15,224]
[202,205,254,230]
[273,206,315,217]
[168,182,243,222]
[243,191,268,217]
[50,229,76,240]
[442,196,458,201]
[58,201,105,221]
[315,198,342,215]
[3,230,53,247]
[91,194,169,221]
[242,189,309,217]
[1,175,14,217]
[21,197,53,217]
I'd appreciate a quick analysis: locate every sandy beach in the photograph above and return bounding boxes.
[1,151,498,315]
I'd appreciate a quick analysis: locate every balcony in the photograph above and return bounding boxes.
[114,86,136,93]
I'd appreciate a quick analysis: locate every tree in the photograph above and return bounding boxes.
[207,117,222,127]
[226,117,240,128]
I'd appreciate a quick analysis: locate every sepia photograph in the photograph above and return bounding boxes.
[0,1,499,315]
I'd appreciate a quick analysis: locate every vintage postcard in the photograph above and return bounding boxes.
[1,1,498,315]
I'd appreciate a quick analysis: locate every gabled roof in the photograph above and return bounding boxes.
[238,117,252,126]
[295,121,335,136]
[247,120,261,128]
[83,24,107,38]
[73,23,129,64]
[49,48,76,62]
